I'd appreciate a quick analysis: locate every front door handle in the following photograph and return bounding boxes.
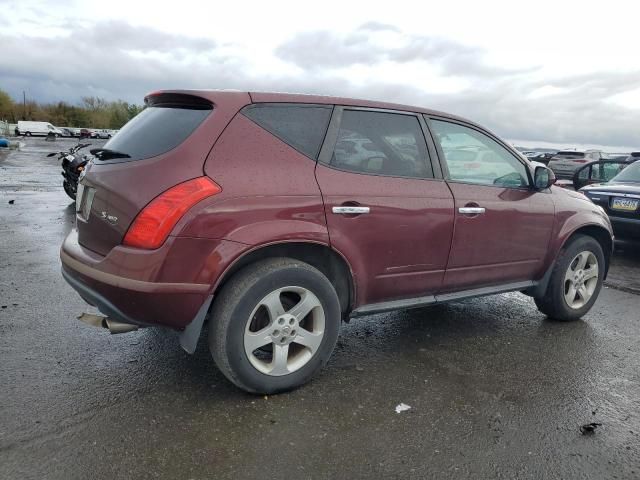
[458,207,486,215]
[332,206,370,215]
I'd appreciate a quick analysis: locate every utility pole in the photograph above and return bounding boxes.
[23,91,26,120]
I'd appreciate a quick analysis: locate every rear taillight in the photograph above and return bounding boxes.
[573,159,588,163]
[123,177,221,249]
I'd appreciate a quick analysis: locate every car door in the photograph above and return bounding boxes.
[315,107,455,307]
[426,117,555,291]
[573,160,631,190]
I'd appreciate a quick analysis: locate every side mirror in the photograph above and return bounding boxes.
[534,166,555,189]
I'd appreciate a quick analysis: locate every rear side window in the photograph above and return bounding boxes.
[242,103,332,159]
[330,110,432,178]
[101,95,212,161]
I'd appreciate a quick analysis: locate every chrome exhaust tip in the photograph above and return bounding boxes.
[103,318,139,334]
[77,313,138,334]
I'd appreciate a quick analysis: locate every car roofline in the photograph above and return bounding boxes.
[144,88,484,131]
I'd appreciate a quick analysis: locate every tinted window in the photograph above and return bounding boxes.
[331,110,432,178]
[554,151,585,159]
[430,119,528,188]
[102,105,210,161]
[243,104,332,159]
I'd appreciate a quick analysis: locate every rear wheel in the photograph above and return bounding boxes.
[25,131,31,137]
[63,181,76,200]
[209,258,341,394]
[534,235,605,321]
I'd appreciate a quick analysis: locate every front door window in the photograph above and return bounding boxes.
[430,120,529,189]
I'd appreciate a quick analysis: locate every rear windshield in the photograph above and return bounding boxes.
[100,96,211,161]
[555,151,585,159]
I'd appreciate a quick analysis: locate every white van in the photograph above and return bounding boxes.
[17,121,64,137]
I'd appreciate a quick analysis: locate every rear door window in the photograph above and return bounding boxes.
[242,103,332,159]
[100,94,212,162]
[330,110,432,178]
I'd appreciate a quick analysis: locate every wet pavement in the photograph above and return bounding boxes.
[1,138,639,479]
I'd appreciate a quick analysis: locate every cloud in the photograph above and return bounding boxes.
[83,20,217,53]
[358,21,401,33]
[0,19,639,148]
[275,25,533,78]
[0,20,226,103]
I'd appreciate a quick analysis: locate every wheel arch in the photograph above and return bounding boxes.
[211,241,356,318]
[526,223,613,298]
[565,225,613,279]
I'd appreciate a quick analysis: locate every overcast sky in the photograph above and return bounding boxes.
[1,0,639,150]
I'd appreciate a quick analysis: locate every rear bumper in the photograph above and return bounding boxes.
[60,229,248,329]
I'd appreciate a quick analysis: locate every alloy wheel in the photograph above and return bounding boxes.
[563,251,599,309]
[244,286,325,376]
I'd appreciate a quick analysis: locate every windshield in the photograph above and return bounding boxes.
[610,161,640,183]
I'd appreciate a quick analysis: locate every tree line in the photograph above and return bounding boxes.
[0,89,143,129]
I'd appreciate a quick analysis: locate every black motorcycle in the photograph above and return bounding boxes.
[47,143,91,200]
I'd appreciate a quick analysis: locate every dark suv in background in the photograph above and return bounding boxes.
[61,90,613,393]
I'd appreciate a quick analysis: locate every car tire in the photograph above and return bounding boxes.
[63,181,76,200]
[534,234,605,321]
[25,132,31,137]
[209,258,341,394]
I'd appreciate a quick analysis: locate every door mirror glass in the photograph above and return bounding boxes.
[534,166,555,189]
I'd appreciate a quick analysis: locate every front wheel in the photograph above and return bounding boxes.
[535,235,605,321]
[209,258,341,394]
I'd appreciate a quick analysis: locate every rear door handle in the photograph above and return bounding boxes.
[458,207,485,215]
[332,206,370,215]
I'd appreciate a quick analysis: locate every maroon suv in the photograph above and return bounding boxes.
[61,90,613,393]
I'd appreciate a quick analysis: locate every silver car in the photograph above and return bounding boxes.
[548,150,604,180]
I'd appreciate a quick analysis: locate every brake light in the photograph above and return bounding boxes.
[574,159,588,163]
[123,177,221,249]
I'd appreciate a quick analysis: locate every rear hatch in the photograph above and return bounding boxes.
[549,151,588,177]
[75,91,250,255]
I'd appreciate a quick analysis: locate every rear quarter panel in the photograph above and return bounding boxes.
[180,114,329,246]
[77,92,251,255]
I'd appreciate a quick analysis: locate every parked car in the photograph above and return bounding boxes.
[572,157,638,190]
[59,128,75,138]
[79,128,94,139]
[92,129,112,139]
[529,152,556,165]
[580,160,640,239]
[548,150,605,179]
[626,152,640,162]
[16,121,64,137]
[521,151,556,164]
[61,90,613,394]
